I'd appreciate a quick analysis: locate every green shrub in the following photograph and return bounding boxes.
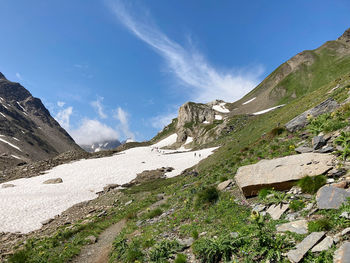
[191,229,199,240]
[334,131,350,160]
[146,208,163,219]
[195,186,219,207]
[289,200,305,212]
[192,235,244,263]
[149,240,183,262]
[297,175,327,194]
[175,253,187,263]
[112,237,144,262]
[308,218,332,232]
[258,188,270,200]
[268,127,286,137]
[219,175,228,182]
[8,250,29,263]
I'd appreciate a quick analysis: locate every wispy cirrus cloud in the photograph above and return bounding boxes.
[107,0,264,103]
[114,107,135,140]
[91,96,107,119]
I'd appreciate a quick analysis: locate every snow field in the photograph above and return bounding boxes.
[0,134,216,233]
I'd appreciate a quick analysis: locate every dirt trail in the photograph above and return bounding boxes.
[72,219,126,263]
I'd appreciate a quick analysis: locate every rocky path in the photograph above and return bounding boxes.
[72,219,126,263]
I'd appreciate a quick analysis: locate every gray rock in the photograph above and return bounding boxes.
[315,146,334,153]
[287,231,325,263]
[86,235,97,244]
[1,184,15,188]
[312,136,326,150]
[177,237,194,248]
[266,204,289,220]
[285,98,339,132]
[340,212,350,219]
[276,219,308,234]
[41,218,54,225]
[235,153,334,197]
[295,146,313,154]
[333,241,350,263]
[252,204,266,213]
[43,178,63,184]
[311,236,334,252]
[125,200,133,206]
[316,185,350,209]
[217,179,233,191]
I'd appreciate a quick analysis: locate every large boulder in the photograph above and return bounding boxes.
[285,98,339,132]
[235,153,334,197]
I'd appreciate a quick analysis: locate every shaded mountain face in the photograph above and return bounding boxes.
[0,73,81,170]
[80,139,121,153]
[227,28,350,115]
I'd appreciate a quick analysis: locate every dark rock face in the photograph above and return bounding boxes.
[0,73,81,171]
[285,98,339,132]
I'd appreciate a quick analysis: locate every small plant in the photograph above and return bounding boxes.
[126,211,137,220]
[308,218,332,232]
[195,186,219,207]
[297,175,326,194]
[191,229,199,240]
[334,131,350,160]
[149,240,183,262]
[146,208,163,219]
[8,250,29,263]
[175,253,187,263]
[258,188,270,200]
[289,200,305,212]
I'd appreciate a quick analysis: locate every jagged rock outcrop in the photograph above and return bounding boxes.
[0,73,81,171]
[338,28,350,43]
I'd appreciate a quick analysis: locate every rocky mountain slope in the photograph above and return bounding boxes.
[0,73,81,171]
[3,28,350,263]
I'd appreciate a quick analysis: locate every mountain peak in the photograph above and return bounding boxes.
[0,72,6,80]
[338,28,350,42]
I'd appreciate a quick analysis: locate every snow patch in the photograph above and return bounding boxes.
[0,112,6,118]
[212,103,230,113]
[242,97,256,105]
[12,137,19,142]
[0,145,217,233]
[0,137,22,152]
[203,120,210,124]
[215,115,223,120]
[16,102,26,112]
[153,134,177,148]
[11,155,22,160]
[252,105,286,115]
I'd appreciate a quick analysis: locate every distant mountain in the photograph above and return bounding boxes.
[0,73,81,170]
[80,139,121,153]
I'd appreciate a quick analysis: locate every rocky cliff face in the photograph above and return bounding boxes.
[173,100,232,146]
[0,73,81,171]
[339,28,350,43]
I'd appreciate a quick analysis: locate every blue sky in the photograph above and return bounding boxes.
[0,0,349,144]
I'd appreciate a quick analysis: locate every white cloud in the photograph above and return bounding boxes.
[57,101,65,107]
[151,112,177,129]
[91,96,107,119]
[15,72,22,80]
[108,0,264,103]
[69,119,120,145]
[55,106,73,130]
[114,107,135,139]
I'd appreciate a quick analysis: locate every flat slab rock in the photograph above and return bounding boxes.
[235,153,334,197]
[334,242,350,263]
[276,219,308,235]
[266,204,289,220]
[311,236,334,252]
[287,231,325,263]
[316,185,350,209]
[217,179,233,191]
